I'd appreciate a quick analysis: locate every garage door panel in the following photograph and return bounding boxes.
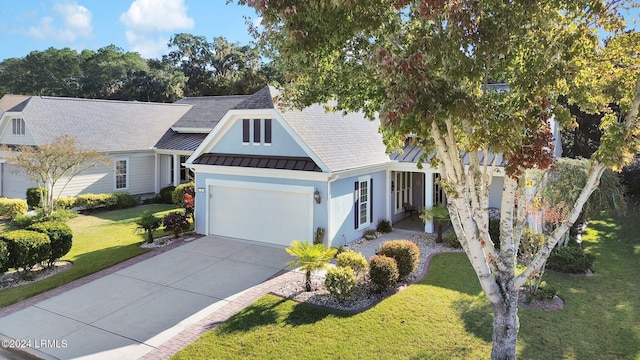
[209,184,312,246]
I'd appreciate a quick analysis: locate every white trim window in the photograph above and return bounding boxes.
[394,171,413,214]
[115,159,128,190]
[12,118,25,135]
[354,175,373,229]
[242,118,273,146]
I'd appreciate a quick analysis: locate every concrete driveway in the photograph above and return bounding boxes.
[0,236,292,359]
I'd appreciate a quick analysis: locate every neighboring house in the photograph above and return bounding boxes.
[0,95,192,199]
[0,86,562,247]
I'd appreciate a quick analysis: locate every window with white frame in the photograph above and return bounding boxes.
[12,118,25,135]
[242,118,272,145]
[394,171,413,214]
[115,159,128,189]
[355,176,372,229]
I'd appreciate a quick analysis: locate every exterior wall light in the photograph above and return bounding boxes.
[314,189,321,204]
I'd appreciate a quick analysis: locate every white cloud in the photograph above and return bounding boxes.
[27,1,92,43]
[125,31,168,59]
[120,0,194,58]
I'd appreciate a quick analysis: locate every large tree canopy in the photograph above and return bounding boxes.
[0,35,281,101]
[237,1,639,358]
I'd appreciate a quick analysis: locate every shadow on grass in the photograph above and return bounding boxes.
[0,242,149,308]
[216,297,286,335]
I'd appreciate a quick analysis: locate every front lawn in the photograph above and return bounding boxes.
[0,204,180,308]
[174,216,640,359]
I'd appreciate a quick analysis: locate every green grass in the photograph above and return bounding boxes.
[174,216,640,360]
[0,204,180,308]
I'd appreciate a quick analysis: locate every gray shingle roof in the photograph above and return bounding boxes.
[278,103,390,172]
[233,86,275,110]
[16,96,191,152]
[172,95,250,129]
[0,95,30,113]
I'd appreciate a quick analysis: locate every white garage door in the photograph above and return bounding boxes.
[208,181,313,246]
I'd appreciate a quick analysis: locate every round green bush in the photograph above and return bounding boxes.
[54,196,77,210]
[0,240,9,273]
[27,221,73,266]
[160,186,176,204]
[0,198,28,220]
[443,231,462,249]
[171,182,194,206]
[376,240,420,279]
[324,266,356,300]
[369,255,399,291]
[26,187,47,208]
[1,230,51,272]
[547,245,595,273]
[376,218,393,233]
[336,250,368,277]
[113,191,138,209]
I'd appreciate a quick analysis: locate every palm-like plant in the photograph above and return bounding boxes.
[285,240,338,292]
[420,205,450,243]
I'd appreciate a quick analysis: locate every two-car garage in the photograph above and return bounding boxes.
[207,180,314,246]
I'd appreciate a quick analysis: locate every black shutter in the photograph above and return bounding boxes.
[354,181,359,229]
[264,119,272,144]
[242,119,250,143]
[370,178,374,223]
[253,118,261,143]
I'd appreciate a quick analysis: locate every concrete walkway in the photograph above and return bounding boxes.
[0,236,293,360]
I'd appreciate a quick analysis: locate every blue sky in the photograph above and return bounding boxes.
[0,0,259,61]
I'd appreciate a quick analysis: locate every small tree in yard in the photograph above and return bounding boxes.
[239,1,640,358]
[136,211,163,243]
[285,240,337,292]
[0,134,108,215]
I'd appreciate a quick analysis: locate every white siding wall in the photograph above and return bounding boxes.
[2,164,37,199]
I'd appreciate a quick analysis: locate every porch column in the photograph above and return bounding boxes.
[385,170,392,223]
[154,153,159,193]
[424,172,434,233]
[173,154,180,186]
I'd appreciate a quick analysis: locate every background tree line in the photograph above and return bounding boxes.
[0,34,281,102]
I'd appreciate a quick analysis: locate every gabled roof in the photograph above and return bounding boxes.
[278,103,390,172]
[0,95,30,113]
[172,95,250,129]
[4,96,191,152]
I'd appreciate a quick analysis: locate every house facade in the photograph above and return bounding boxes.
[1,86,560,247]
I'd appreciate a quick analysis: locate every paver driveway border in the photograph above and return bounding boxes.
[0,235,295,360]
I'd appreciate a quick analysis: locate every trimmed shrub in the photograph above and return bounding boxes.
[443,231,462,249]
[113,192,137,209]
[26,187,47,208]
[376,218,393,233]
[160,186,176,204]
[324,266,356,300]
[369,255,399,291]
[377,240,420,279]
[0,240,9,273]
[0,198,28,220]
[172,182,194,206]
[54,196,77,210]
[336,250,368,278]
[1,230,51,272]
[13,209,77,228]
[547,245,595,274]
[163,212,190,238]
[27,221,73,266]
[75,193,117,210]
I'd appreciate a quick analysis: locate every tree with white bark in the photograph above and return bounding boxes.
[236,0,640,358]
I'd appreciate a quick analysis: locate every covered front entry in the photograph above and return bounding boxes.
[208,180,314,246]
